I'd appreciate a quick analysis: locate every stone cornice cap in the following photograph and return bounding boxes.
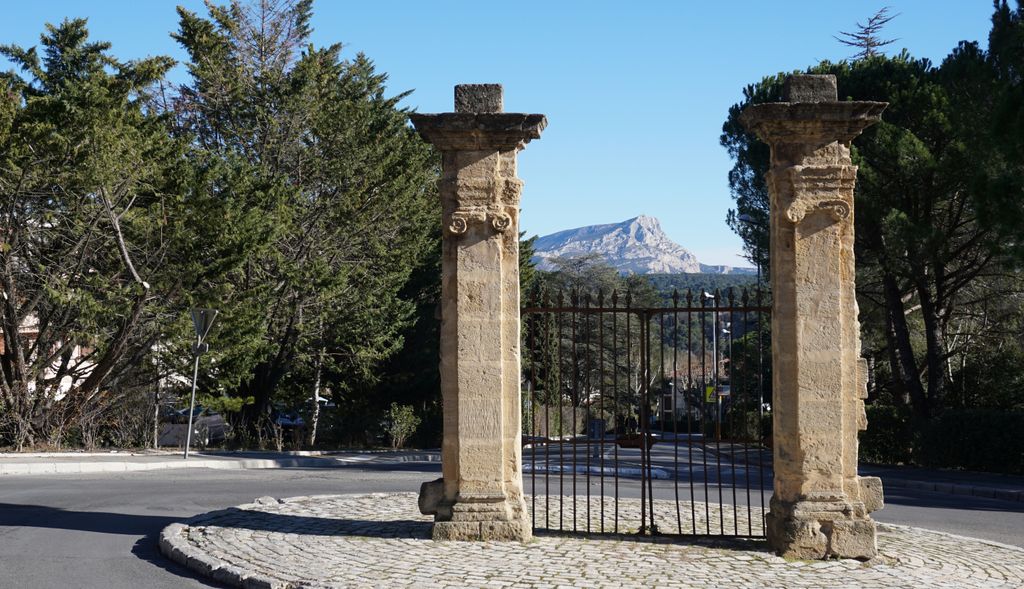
[409,112,548,152]
[739,75,886,144]
[410,84,547,151]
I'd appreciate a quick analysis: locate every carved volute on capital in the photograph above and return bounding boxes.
[446,205,517,236]
[767,164,857,225]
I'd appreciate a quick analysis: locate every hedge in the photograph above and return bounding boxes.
[860,405,1024,475]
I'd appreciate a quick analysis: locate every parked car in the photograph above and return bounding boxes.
[158,405,232,448]
[271,407,306,432]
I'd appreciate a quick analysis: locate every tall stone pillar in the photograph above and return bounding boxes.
[740,75,887,559]
[410,84,546,541]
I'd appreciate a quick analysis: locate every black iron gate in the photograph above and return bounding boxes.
[521,286,770,538]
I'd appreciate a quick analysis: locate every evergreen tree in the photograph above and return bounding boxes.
[0,19,275,448]
[171,0,437,437]
[834,7,899,60]
[720,5,1024,419]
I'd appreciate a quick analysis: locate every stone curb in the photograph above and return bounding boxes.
[161,501,301,589]
[0,452,440,476]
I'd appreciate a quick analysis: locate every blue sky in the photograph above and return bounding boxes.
[1,1,997,266]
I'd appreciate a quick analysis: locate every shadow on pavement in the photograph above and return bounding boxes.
[0,503,179,534]
[0,503,224,587]
[131,532,225,588]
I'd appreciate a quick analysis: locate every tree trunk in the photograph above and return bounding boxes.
[883,272,930,418]
[306,348,323,448]
[915,278,947,413]
[153,377,160,450]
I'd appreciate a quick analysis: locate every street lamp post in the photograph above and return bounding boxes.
[702,291,721,441]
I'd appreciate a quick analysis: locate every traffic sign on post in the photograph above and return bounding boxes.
[191,308,218,343]
[185,308,218,460]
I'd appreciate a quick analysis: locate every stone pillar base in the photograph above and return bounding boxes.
[432,496,531,542]
[766,495,877,560]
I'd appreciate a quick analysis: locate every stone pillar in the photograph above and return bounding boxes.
[410,84,546,541]
[740,75,887,559]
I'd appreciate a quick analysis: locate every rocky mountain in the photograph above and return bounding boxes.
[531,215,754,275]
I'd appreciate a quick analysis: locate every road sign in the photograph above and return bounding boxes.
[705,385,715,403]
[191,308,218,342]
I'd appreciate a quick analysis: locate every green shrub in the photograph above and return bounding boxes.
[916,409,1024,475]
[384,403,421,449]
[859,404,915,465]
[861,404,1024,474]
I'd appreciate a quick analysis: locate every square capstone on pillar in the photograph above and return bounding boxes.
[783,75,838,103]
[455,84,504,113]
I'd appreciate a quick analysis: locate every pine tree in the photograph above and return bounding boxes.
[171,0,438,438]
[834,7,899,60]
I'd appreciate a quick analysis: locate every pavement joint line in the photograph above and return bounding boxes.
[159,492,1024,589]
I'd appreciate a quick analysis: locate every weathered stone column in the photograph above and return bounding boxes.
[410,84,546,541]
[740,75,886,559]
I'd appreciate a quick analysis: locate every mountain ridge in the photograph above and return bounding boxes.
[531,215,754,275]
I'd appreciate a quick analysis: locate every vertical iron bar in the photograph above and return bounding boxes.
[715,288,724,535]
[687,290,696,535]
[544,292,552,531]
[700,291,710,534]
[672,290,681,535]
[557,290,565,532]
[728,288,738,535]
[626,292,634,534]
[529,297,537,532]
[584,292,592,533]
[571,289,578,533]
[598,290,606,533]
[653,310,665,533]
[757,284,767,536]
[742,288,753,536]
[638,306,648,534]
[613,290,620,533]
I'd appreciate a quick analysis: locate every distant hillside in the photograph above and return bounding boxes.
[532,215,755,275]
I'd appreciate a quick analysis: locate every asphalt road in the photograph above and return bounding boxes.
[0,463,1021,589]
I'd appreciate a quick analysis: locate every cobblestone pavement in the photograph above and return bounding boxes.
[160,493,1024,589]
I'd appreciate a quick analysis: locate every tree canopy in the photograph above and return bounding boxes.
[721,1,1024,419]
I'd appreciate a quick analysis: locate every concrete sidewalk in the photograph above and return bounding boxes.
[0,449,440,476]
[862,464,1024,503]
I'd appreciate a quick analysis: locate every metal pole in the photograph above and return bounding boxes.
[184,351,200,460]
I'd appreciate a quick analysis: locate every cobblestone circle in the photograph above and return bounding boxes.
[159,493,1024,589]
